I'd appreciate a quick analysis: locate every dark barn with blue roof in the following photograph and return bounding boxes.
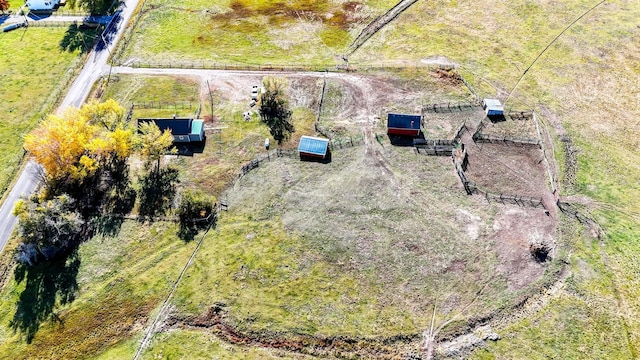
[298,136,330,159]
[387,113,421,137]
[138,118,205,143]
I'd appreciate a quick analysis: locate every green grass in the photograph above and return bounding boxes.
[116,0,395,66]
[0,221,197,359]
[0,27,91,199]
[140,329,310,359]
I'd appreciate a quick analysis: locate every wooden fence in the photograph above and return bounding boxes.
[422,102,481,113]
[452,144,546,209]
[472,133,541,147]
[131,101,198,110]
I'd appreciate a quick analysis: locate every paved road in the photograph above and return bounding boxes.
[0,0,140,254]
[0,163,40,250]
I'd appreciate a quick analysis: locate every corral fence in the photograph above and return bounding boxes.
[237,148,298,179]
[452,143,545,209]
[471,185,546,209]
[422,102,481,114]
[328,135,364,151]
[473,134,541,147]
[472,121,541,148]
[507,110,534,120]
[414,139,457,156]
[556,201,595,226]
[237,135,363,179]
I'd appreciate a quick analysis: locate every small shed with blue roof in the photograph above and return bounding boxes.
[298,136,330,159]
[387,113,421,137]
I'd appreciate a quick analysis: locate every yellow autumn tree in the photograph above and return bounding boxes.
[24,100,134,185]
[79,99,126,131]
[24,108,98,183]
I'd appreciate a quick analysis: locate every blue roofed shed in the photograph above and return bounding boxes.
[298,136,329,158]
[387,113,421,136]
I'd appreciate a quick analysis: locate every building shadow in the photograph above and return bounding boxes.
[487,114,507,123]
[10,248,81,344]
[175,139,206,156]
[389,131,425,147]
[300,149,332,164]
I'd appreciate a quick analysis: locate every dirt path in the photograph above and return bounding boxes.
[346,0,422,57]
[166,306,419,358]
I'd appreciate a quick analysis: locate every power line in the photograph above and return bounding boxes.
[505,0,606,104]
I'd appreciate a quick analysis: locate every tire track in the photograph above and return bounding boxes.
[345,0,421,57]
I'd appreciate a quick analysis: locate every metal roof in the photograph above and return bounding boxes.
[483,99,504,111]
[387,113,421,129]
[190,119,204,135]
[298,136,329,156]
[138,118,192,135]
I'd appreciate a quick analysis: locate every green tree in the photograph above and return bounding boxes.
[258,77,294,144]
[13,195,85,265]
[176,189,216,240]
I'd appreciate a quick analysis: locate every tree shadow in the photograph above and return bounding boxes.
[178,215,216,241]
[59,24,98,53]
[10,248,81,344]
[138,167,179,221]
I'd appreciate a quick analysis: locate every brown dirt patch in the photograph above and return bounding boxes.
[491,207,555,291]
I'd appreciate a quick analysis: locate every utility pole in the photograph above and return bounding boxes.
[207,80,222,156]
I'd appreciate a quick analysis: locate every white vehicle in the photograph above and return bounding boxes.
[26,0,60,11]
[251,85,259,100]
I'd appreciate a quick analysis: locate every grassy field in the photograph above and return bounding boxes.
[0,27,93,200]
[115,0,398,66]
[346,0,640,357]
[0,222,198,359]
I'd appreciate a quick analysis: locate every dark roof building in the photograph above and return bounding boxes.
[138,118,205,143]
[298,136,329,158]
[387,113,421,137]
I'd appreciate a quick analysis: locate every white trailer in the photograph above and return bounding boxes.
[26,0,60,11]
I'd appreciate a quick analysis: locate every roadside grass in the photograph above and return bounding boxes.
[344,0,640,356]
[0,221,197,360]
[116,0,396,66]
[0,27,88,199]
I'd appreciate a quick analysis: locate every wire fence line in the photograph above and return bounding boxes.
[130,101,198,110]
[422,102,481,114]
[116,60,455,73]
